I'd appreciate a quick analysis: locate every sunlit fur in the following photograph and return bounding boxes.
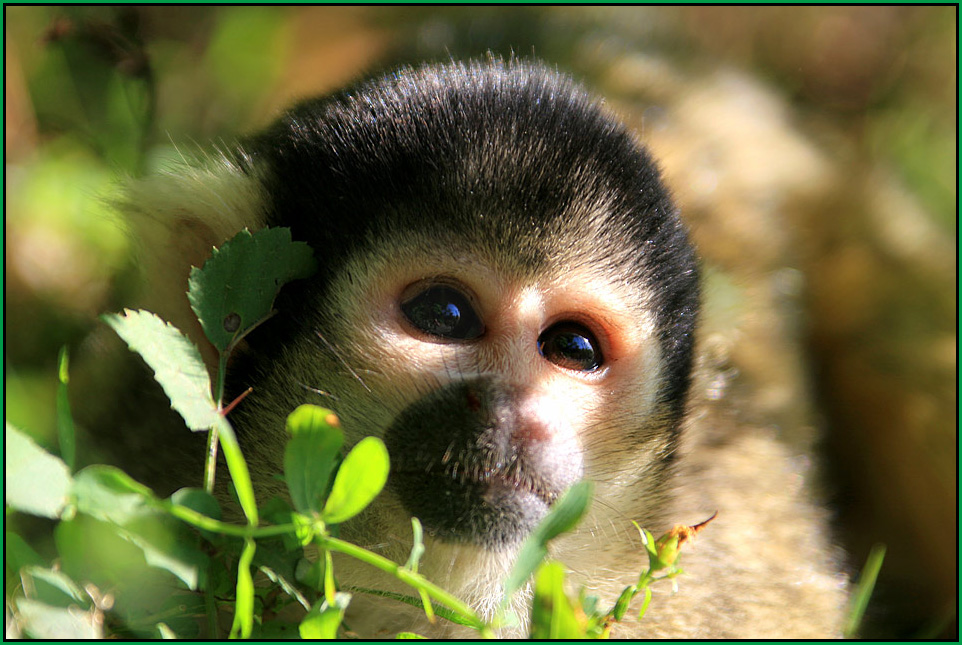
[100,59,847,637]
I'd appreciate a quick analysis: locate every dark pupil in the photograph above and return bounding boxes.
[538,324,602,371]
[401,285,483,340]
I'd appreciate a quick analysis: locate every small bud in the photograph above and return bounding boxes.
[647,511,717,572]
[612,585,636,621]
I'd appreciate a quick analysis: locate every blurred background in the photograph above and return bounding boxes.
[4,6,956,638]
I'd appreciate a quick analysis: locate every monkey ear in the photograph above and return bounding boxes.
[117,156,267,367]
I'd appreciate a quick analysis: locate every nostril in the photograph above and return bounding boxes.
[513,420,551,443]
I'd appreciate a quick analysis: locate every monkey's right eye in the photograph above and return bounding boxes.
[401,284,484,341]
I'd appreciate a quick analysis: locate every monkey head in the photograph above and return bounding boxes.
[131,60,699,631]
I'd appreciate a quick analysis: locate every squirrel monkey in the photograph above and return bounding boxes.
[87,59,847,637]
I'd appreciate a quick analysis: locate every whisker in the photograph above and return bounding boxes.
[315,330,372,393]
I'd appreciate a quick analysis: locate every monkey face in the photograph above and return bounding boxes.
[227,61,698,580]
[240,228,676,558]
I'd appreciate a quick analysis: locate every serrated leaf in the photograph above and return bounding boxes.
[14,598,103,639]
[259,564,310,611]
[187,227,316,352]
[5,423,73,518]
[20,565,89,608]
[322,437,389,525]
[299,592,351,639]
[103,310,219,431]
[502,481,593,603]
[284,405,344,515]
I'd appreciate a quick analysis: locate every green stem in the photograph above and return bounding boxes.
[318,535,490,634]
[204,561,219,638]
[166,503,293,538]
[204,352,230,493]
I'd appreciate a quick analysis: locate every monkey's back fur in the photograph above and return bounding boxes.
[80,59,848,638]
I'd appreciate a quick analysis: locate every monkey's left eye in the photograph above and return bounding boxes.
[538,322,604,372]
[401,284,485,341]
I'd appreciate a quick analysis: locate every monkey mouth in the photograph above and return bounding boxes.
[389,460,559,546]
[395,460,558,505]
[381,378,580,546]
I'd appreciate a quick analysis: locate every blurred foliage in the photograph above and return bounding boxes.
[4,5,956,639]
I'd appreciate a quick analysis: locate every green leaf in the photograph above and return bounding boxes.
[13,598,103,640]
[5,531,46,572]
[214,416,258,525]
[156,623,178,639]
[187,227,316,352]
[259,564,310,611]
[844,543,887,638]
[299,592,352,639]
[71,469,207,589]
[502,481,593,603]
[637,586,653,621]
[122,515,208,590]
[529,561,585,639]
[56,346,76,471]
[5,423,73,518]
[322,437,389,525]
[71,465,156,525]
[55,515,153,591]
[229,538,256,639]
[284,405,344,514]
[397,632,427,639]
[20,565,89,609]
[532,480,593,543]
[103,309,219,431]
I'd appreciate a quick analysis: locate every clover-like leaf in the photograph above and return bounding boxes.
[103,309,219,431]
[187,227,316,352]
[299,592,352,639]
[529,561,587,639]
[284,405,344,515]
[321,437,389,525]
[5,424,73,519]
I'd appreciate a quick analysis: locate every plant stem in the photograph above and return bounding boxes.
[204,351,230,493]
[166,503,293,538]
[318,535,491,635]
